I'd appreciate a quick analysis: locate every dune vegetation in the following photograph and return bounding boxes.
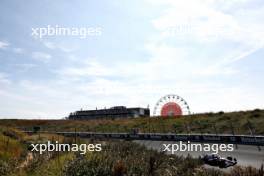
[0,109,263,135]
[0,128,263,175]
[0,109,264,175]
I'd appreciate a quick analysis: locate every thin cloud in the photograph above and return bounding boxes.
[0,41,9,49]
[0,72,11,85]
[15,63,37,72]
[149,0,264,45]
[42,40,77,52]
[58,61,115,77]
[0,1,264,118]
[227,44,264,63]
[13,48,25,54]
[32,51,52,62]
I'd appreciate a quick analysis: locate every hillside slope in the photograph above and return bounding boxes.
[0,109,263,135]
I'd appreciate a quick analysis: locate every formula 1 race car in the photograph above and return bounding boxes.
[201,154,237,168]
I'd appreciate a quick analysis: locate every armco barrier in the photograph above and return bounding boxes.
[24,131,264,146]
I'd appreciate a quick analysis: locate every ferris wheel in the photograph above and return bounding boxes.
[153,94,191,117]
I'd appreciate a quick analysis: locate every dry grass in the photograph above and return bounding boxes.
[0,109,263,135]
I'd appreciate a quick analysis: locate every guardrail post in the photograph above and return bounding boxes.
[213,123,218,136]
[74,128,77,144]
[230,122,238,149]
[184,121,190,135]
[247,120,261,151]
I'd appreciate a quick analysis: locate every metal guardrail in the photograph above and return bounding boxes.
[24,131,264,146]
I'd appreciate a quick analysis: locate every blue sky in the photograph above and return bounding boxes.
[0,0,263,118]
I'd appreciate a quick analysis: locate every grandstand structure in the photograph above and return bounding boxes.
[68,106,150,120]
